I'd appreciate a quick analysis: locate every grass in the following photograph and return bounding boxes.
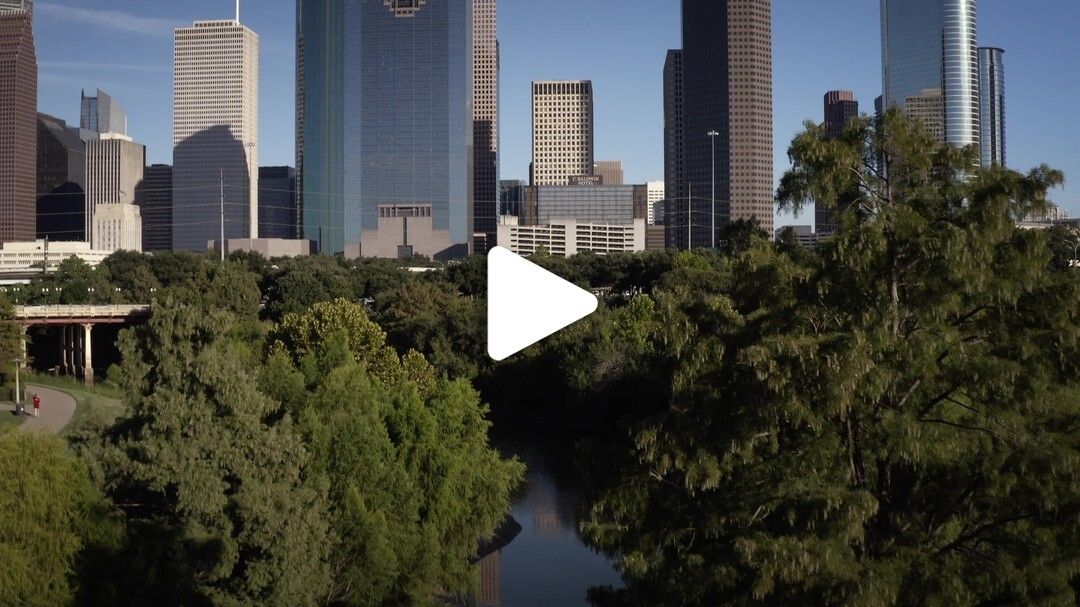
[22,374,126,436]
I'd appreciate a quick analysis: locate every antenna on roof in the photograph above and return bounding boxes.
[235,0,240,22]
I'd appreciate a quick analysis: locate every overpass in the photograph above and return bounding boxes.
[13,304,151,387]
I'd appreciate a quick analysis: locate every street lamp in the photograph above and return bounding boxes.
[707,130,719,249]
[13,357,23,411]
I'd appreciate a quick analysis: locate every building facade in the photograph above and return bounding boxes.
[296,0,474,258]
[817,91,859,237]
[85,135,145,242]
[647,180,665,225]
[667,0,774,250]
[473,0,499,251]
[523,184,647,227]
[36,113,86,242]
[531,80,594,186]
[139,164,172,252]
[880,0,979,149]
[92,203,142,253]
[0,0,37,243]
[663,49,685,228]
[978,46,1005,167]
[173,18,259,251]
[0,239,110,272]
[258,166,297,240]
[593,160,624,186]
[497,217,646,258]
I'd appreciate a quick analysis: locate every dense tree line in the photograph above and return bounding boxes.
[1,109,1077,605]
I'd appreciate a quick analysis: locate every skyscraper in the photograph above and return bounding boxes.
[80,88,127,140]
[646,180,665,225]
[36,113,86,241]
[139,164,172,252]
[880,0,979,149]
[473,0,499,251]
[667,0,774,250]
[978,46,1005,167]
[0,0,37,243]
[817,91,859,237]
[531,80,594,186]
[663,49,684,231]
[258,166,297,240]
[172,16,259,252]
[296,0,474,259]
[85,135,144,242]
[593,161,624,186]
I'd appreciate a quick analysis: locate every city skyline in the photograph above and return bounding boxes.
[28,0,1080,224]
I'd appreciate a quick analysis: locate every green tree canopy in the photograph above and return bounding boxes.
[580,110,1080,605]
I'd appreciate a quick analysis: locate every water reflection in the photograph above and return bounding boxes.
[469,435,624,607]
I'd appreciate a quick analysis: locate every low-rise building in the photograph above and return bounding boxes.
[0,239,111,272]
[209,238,315,258]
[350,204,464,261]
[92,203,142,253]
[497,216,645,258]
[776,225,818,249]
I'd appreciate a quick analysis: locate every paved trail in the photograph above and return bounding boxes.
[1,384,78,434]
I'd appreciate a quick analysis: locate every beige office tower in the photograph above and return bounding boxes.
[593,160,624,185]
[473,0,499,250]
[905,89,946,143]
[531,80,594,186]
[92,203,142,253]
[172,16,259,251]
[85,134,145,241]
[646,180,665,225]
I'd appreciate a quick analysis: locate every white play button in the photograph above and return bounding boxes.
[487,247,599,361]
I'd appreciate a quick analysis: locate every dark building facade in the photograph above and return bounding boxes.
[978,47,1005,167]
[499,179,526,217]
[0,0,37,243]
[473,0,498,251]
[139,164,173,252]
[258,166,297,240]
[666,0,773,250]
[297,0,474,258]
[36,113,86,241]
[663,49,684,239]
[817,91,859,237]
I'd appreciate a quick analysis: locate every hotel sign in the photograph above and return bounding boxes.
[569,175,604,186]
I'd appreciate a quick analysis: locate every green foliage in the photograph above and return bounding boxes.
[378,281,486,379]
[578,110,1080,605]
[0,294,23,386]
[0,432,119,607]
[76,301,333,605]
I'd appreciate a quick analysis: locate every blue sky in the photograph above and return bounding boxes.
[35,0,1080,224]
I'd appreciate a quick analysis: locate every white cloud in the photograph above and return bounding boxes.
[35,2,182,37]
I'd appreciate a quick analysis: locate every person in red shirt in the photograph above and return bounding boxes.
[32,394,40,418]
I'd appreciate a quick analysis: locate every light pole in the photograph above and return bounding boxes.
[13,357,23,410]
[707,130,719,249]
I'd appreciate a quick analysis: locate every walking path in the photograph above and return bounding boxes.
[0,384,77,434]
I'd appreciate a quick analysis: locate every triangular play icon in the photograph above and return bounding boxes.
[487,247,599,361]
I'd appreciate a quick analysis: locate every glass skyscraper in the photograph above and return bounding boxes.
[80,89,128,139]
[880,0,979,149]
[978,47,1005,167]
[297,0,474,257]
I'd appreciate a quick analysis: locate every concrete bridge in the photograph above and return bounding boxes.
[13,304,150,387]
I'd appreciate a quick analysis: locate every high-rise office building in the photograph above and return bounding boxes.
[817,91,860,237]
[880,0,979,149]
[473,0,499,251]
[85,135,145,242]
[173,16,259,252]
[646,180,665,225]
[139,164,172,252]
[531,80,594,186]
[36,113,86,241]
[667,0,774,250]
[258,166,297,240]
[0,0,37,243]
[594,161,624,186]
[500,179,526,217]
[80,88,127,140]
[663,49,684,227]
[296,0,474,259]
[978,46,1005,167]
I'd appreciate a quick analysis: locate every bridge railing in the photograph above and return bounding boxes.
[13,304,151,320]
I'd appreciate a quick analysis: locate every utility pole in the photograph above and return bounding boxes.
[707,130,719,249]
[219,169,225,262]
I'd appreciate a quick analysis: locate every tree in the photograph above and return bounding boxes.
[0,294,24,386]
[264,298,523,605]
[77,301,333,605]
[580,110,1080,605]
[0,432,118,607]
[100,251,161,303]
[377,281,486,379]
